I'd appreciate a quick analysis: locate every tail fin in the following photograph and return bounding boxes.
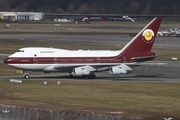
[120,17,162,62]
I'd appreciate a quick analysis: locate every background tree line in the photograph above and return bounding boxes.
[0,0,180,14]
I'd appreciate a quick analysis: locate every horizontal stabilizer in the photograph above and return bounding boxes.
[131,56,156,62]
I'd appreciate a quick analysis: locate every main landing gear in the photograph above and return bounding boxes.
[24,71,29,79]
[83,74,96,79]
[69,73,97,79]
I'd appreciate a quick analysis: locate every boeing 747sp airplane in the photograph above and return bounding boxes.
[4,17,162,79]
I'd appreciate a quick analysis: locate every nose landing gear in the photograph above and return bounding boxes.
[24,71,29,79]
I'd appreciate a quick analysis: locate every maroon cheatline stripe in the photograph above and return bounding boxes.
[4,55,133,64]
[4,50,156,65]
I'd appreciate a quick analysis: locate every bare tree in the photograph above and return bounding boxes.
[171,3,180,14]
[127,1,140,14]
[159,5,170,14]
[67,3,76,13]
[78,3,89,13]
[89,2,100,14]
[141,2,151,14]
[108,2,124,14]
[55,8,64,13]
[17,1,31,11]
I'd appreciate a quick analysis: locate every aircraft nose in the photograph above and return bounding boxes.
[4,57,11,64]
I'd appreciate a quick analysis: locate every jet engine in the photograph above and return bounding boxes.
[72,68,90,76]
[109,67,128,75]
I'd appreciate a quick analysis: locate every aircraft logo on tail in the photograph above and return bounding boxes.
[143,29,154,43]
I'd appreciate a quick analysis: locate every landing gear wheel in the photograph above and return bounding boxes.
[92,75,96,79]
[69,74,73,78]
[83,76,89,79]
[24,74,29,79]
[90,73,96,79]
[83,74,96,79]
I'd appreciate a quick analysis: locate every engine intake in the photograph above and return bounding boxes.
[109,67,128,75]
[72,68,90,76]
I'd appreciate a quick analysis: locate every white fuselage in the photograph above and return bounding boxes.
[5,47,125,72]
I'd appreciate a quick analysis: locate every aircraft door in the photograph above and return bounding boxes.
[123,56,127,63]
[97,57,101,63]
[33,54,38,64]
[54,57,58,64]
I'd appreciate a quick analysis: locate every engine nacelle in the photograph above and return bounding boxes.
[72,68,90,76]
[109,67,128,75]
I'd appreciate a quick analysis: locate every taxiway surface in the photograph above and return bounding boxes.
[0,34,180,50]
[0,61,180,82]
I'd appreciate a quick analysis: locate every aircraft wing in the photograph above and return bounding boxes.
[53,61,166,77]
[53,62,167,71]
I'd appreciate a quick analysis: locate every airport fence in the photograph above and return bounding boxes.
[0,104,142,120]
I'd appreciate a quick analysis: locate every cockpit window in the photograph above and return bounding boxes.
[17,50,24,52]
